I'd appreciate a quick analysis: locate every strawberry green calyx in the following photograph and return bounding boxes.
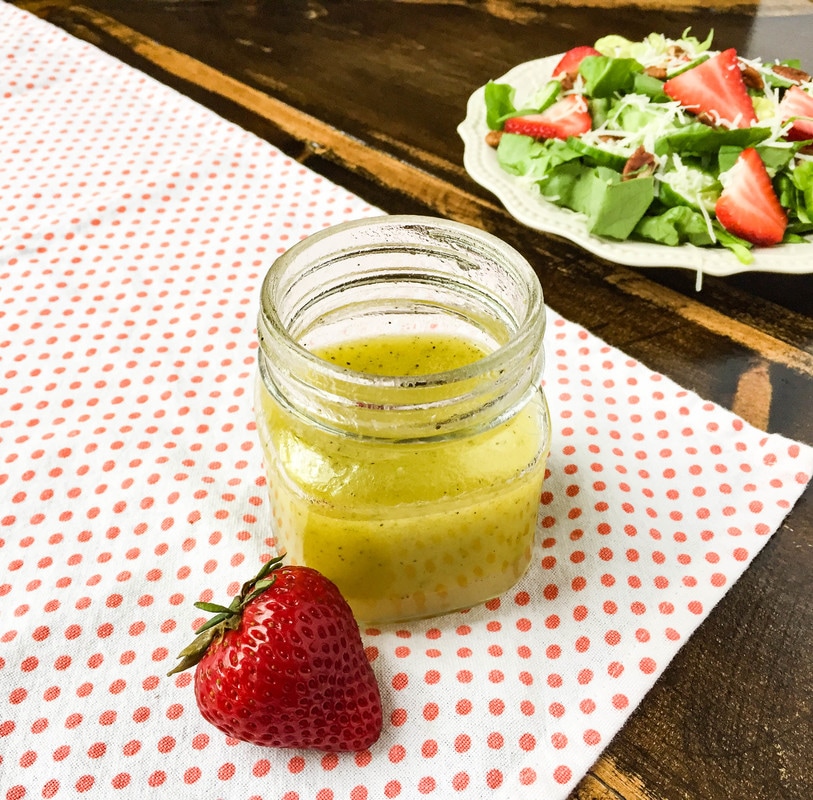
[167,554,284,676]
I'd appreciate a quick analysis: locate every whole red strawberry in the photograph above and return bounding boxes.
[168,555,383,751]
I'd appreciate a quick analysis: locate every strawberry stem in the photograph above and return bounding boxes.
[193,612,230,635]
[166,553,285,677]
[195,602,234,615]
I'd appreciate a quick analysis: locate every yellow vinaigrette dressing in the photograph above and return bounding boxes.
[255,216,550,624]
[255,332,550,623]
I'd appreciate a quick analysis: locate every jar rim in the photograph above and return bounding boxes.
[258,215,545,389]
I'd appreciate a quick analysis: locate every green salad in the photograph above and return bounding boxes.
[484,31,813,263]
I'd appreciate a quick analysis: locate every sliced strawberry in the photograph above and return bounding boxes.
[778,85,813,141]
[552,45,602,78]
[663,48,758,129]
[715,148,787,247]
[503,94,591,140]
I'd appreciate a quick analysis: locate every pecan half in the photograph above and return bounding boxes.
[740,63,764,91]
[772,64,812,84]
[644,65,667,81]
[622,145,657,181]
[485,130,503,148]
[559,71,577,91]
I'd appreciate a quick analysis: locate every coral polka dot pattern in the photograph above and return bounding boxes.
[2,6,813,800]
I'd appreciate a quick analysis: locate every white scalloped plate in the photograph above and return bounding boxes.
[457,55,813,278]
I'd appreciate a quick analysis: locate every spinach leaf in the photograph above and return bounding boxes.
[579,56,644,98]
[655,125,772,157]
[633,205,714,247]
[484,82,516,130]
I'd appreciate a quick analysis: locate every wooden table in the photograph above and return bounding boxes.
[10,2,813,798]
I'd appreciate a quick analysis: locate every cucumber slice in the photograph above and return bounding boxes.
[658,162,721,212]
[568,137,628,171]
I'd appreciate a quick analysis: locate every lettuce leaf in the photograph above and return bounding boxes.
[594,30,713,62]
[496,134,582,180]
[633,205,714,247]
[541,164,655,240]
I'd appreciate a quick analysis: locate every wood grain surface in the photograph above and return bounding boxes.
[10,3,813,799]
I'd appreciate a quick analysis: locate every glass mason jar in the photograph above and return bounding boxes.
[254,215,550,624]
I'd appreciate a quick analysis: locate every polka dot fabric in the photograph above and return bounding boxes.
[2,5,812,800]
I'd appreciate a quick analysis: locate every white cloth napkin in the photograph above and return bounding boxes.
[2,5,812,799]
